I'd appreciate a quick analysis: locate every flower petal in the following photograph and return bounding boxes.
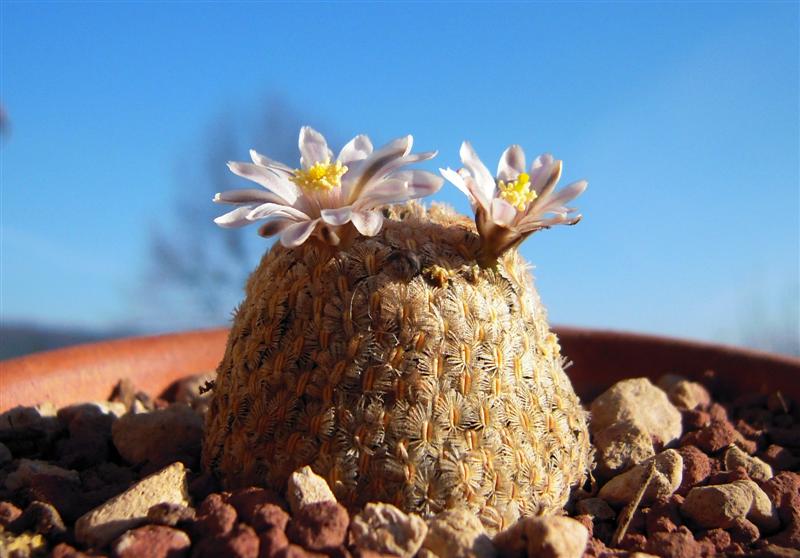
[440,167,474,203]
[258,219,294,238]
[390,170,444,198]
[247,202,310,222]
[249,149,293,174]
[214,206,256,228]
[299,126,333,168]
[350,210,384,236]
[343,135,413,203]
[279,218,319,248]
[497,145,526,182]
[491,198,518,227]
[213,189,287,205]
[227,162,299,204]
[337,134,373,165]
[320,206,354,226]
[353,179,410,210]
[459,141,495,209]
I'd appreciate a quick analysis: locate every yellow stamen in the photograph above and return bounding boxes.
[291,158,348,192]
[498,172,537,211]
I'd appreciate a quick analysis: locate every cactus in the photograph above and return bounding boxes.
[203,129,592,530]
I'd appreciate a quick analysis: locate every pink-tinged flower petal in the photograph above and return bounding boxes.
[350,210,384,236]
[491,198,518,227]
[529,154,559,193]
[213,189,287,205]
[459,141,495,209]
[497,145,526,182]
[390,170,444,198]
[541,179,588,210]
[214,206,256,228]
[258,219,294,238]
[320,206,353,226]
[250,149,293,174]
[299,126,333,168]
[353,179,409,210]
[279,218,319,248]
[343,135,413,203]
[227,162,299,204]
[247,202,310,222]
[337,134,373,165]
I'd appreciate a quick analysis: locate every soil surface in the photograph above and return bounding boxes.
[0,370,798,558]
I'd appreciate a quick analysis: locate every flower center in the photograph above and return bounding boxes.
[291,159,348,192]
[498,172,537,211]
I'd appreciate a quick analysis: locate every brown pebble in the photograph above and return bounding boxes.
[0,501,22,527]
[51,543,105,558]
[644,527,704,558]
[192,493,237,539]
[696,528,732,554]
[189,472,220,502]
[676,446,711,496]
[728,518,760,544]
[111,524,191,558]
[272,544,329,558]
[286,501,349,552]
[147,502,196,527]
[750,544,800,558]
[682,409,710,431]
[736,419,767,448]
[646,496,682,536]
[616,532,647,552]
[10,500,66,538]
[250,504,290,533]
[706,465,750,485]
[761,472,800,524]
[192,523,260,558]
[761,445,800,470]
[573,514,594,537]
[681,420,737,454]
[259,527,290,558]
[708,403,730,423]
[228,487,286,524]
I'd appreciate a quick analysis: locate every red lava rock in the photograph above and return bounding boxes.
[228,487,287,524]
[192,523,260,558]
[616,532,647,552]
[728,518,760,544]
[681,420,738,454]
[750,544,800,558]
[286,501,349,552]
[573,514,594,537]
[51,543,105,558]
[761,472,800,525]
[10,500,66,538]
[646,495,682,536]
[147,502,196,527]
[259,527,290,558]
[189,472,221,503]
[737,419,767,448]
[676,445,711,496]
[697,528,732,554]
[761,445,800,470]
[192,493,237,539]
[111,524,191,558]
[706,465,750,485]
[250,503,290,533]
[592,520,615,545]
[272,544,328,558]
[644,527,704,558]
[582,537,613,558]
[21,473,89,522]
[740,408,774,429]
[0,501,22,527]
[709,403,730,423]
[682,409,710,431]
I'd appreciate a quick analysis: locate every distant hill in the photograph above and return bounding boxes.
[0,322,136,360]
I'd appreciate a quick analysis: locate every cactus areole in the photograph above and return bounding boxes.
[203,128,593,530]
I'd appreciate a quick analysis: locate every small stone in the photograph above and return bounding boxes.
[192,493,237,538]
[680,420,737,454]
[575,498,616,521]
[682,409,710,431]
[147,502,196,527]
[11,500,66,538]
[751,544,800,558]
[598,450,683,506]
[725,445,773,482]
[645,496,682,536]
[761,445,800,470]
[494,516,587,558]
[349,502,427,558]
[0,442,11,465]
[733,479,781,533]
[111,524,191,558]
[112,404,203,469]
[286,466,336,515]
[593,420,655,479]
[260,527,290,557]
[676,446,711,496]
[643,527,704,558]
[75,462,190,548]
[228,486,286,524]
[707,466,750,485]
[193,523,260,558]
[173,372,215,414]
[728,518,760,544]
[272,544,328,558]
[287,500,349,552]
[590,378,682,448]
[681,483,752,529]
[51,542,105,558]
[424,507,496,558]
[0,403,59,432]
[696,528,731,554]
[666,380,711,411]
[4,459,80,491]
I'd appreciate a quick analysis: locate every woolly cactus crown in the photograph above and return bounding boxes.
[204,127,591,530]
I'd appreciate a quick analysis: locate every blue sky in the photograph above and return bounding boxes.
[2,2,798,353]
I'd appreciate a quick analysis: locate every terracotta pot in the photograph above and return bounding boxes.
[1,327,798,413]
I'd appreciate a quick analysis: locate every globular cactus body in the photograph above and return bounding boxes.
[203,202,592,530]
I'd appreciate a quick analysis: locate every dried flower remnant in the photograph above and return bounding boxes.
[214,126,443,248]
[440,142,587,265]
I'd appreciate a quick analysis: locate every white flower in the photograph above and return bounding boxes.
[214,126,444,248]
[440,141,587,262]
